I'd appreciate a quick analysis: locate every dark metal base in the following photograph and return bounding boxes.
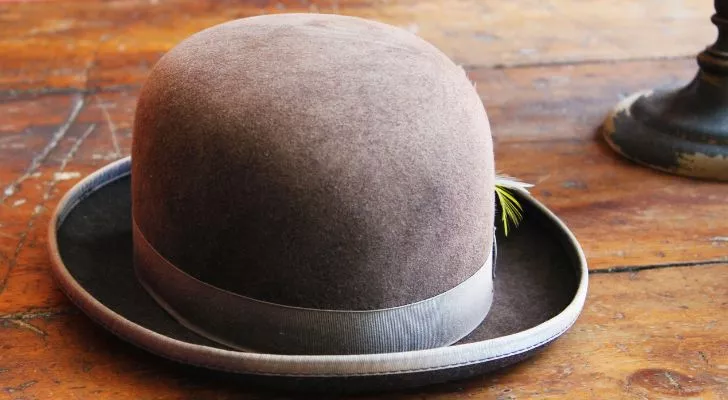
[603,71,728,180]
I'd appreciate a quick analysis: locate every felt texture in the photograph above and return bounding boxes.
[131,14,495,310]
[59,175,577,349]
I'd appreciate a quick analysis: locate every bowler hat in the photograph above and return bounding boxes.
[48,14,587,392]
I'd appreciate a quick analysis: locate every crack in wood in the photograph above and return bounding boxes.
[590,259,728,275]
[0,95,85,203]
[466,53,696,71]
[7,319,48,338]
[0,84,141,101]
[0,308,71,321]
[27,123,97,250]
[0,122,96,293]
[3,380,37,394]
[0,308,74,338]
[80,49,99,93]
[663,371,683,391]
[80,33,115,93]
[95,95,121,157]
[55,124,96,181]
[0,217,36,295]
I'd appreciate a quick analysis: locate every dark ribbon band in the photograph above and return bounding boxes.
[133,221,493,355]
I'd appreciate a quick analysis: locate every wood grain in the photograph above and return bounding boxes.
[0,91,134,315]
[498,139,728,270]
[476,58,697,142]
[0,0,714,93]
[1,265,726,399]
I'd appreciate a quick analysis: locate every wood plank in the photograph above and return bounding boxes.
[1,265,726,399]
[0,91,134,315]
[0,0,713,92]
[497,139,728,271]
[476,58,697,142]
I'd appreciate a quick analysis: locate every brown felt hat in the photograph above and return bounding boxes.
[48,14,587,392]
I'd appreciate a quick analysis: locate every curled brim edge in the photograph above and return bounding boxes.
[47,156,588,378]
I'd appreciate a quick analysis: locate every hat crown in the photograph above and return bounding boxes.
[131,14,495,311]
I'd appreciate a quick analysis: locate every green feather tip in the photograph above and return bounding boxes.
[494,175,533,236]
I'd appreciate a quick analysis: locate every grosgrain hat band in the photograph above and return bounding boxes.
[132,222,494,355]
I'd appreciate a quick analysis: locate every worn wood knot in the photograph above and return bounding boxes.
[628,368,705,396]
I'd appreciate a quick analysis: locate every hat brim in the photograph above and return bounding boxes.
[48,157,588,392]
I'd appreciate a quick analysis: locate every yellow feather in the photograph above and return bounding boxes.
[495,184,525,236]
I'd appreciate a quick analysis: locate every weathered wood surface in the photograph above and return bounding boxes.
[1,0,727,399]
[1,266,726,399]
[0,0,714,93]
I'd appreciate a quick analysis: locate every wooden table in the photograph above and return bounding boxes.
[1,1,727,398]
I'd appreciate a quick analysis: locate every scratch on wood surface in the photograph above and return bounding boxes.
[0,308,69,321]
[44,124,95,201]
[0,124,96,292]
[3,380,38,394]
[95,95,121,156]
[80,33,114,92]
[663,370,682,391]
[0,96,85,203]
[53,171,81,181]
[590,259,728,274]
[0,308,71,338]
[64,124,95,165]
[0,219,37,292]
[6,319,48,337]
[81,52,98,91]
